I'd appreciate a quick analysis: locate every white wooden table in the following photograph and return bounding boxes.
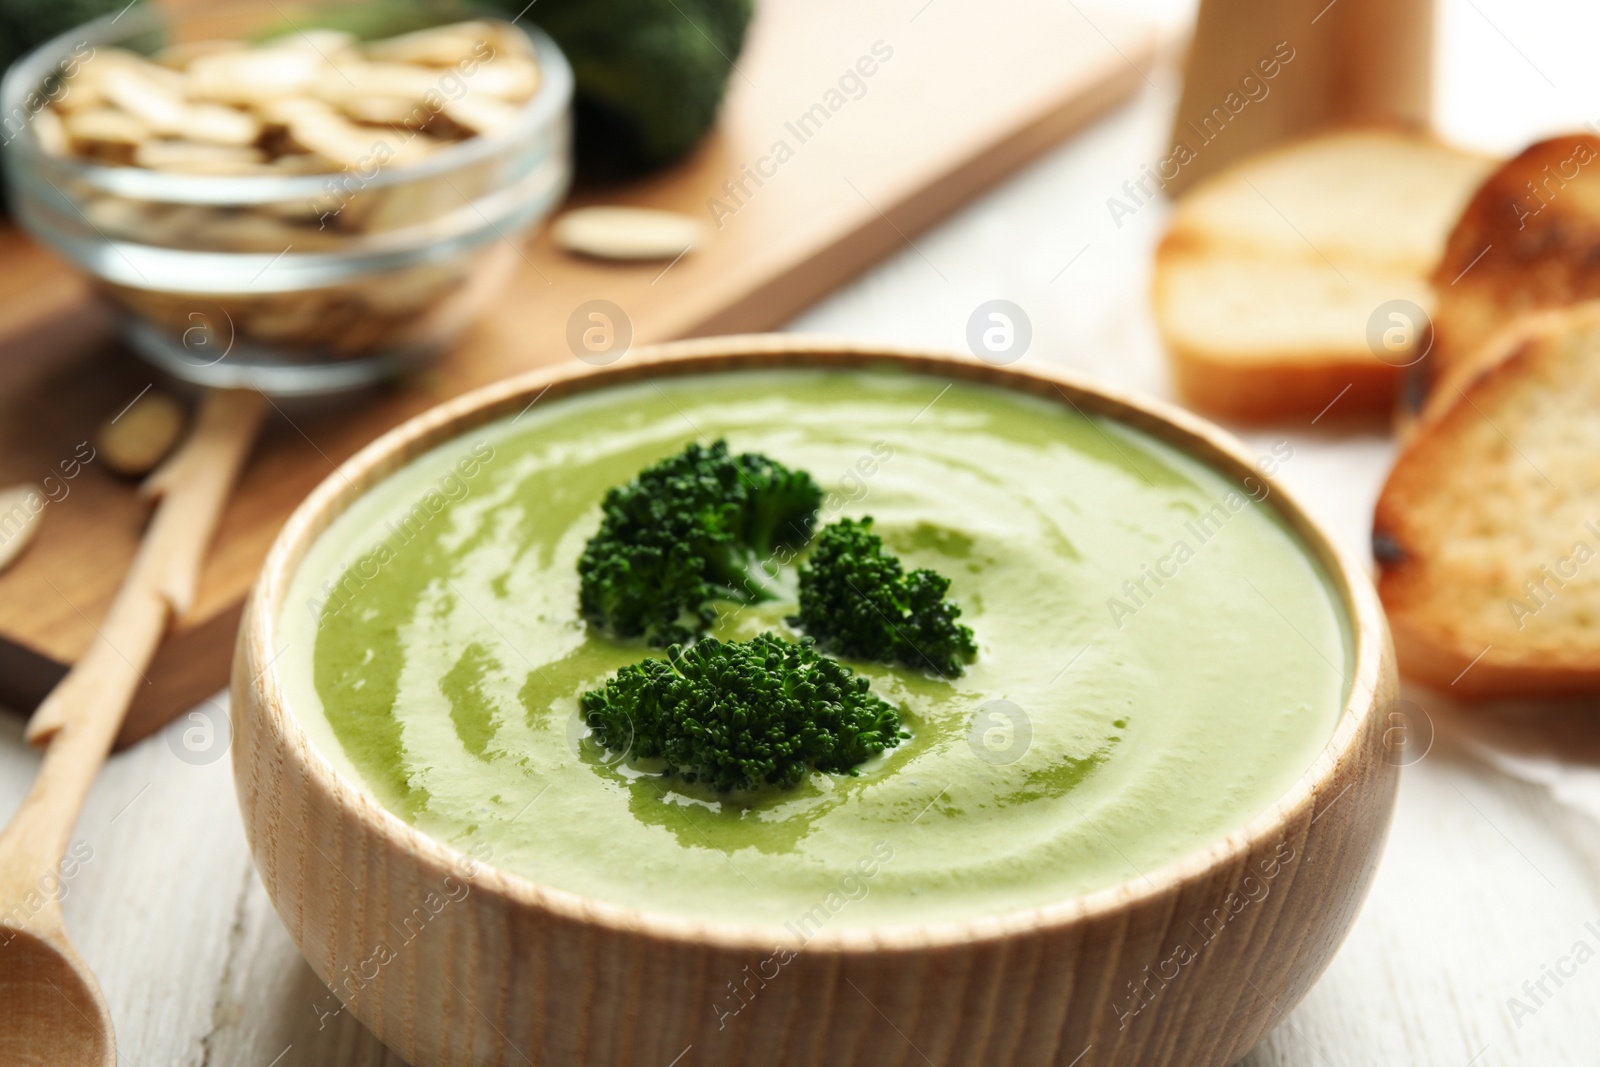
[7,2,1600,1062]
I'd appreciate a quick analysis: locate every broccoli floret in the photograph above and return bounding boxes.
[793,517,977,677]
[488,0,753,175]
[581,633,904,791]
[578,440,822,646]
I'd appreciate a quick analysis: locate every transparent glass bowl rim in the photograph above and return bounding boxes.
[0,4,574,206]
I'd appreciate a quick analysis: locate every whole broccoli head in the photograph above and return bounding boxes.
[578,439,822,646]
[793,517,978,677]
[581,633,904,791]
[492,0,753,175]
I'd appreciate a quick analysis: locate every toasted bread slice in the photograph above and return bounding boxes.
[1156,245,1429,420]
[1420,133,1600,410]
[1374,301,1600,696]
[1155,127,1494,422]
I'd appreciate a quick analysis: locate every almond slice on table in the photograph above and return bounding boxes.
[97,391,188,477]
[0,485,44,575]
[553,207,703,261]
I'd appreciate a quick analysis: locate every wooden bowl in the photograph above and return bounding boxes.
[233,335,1399,1067]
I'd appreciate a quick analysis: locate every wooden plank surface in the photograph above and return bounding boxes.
[0,0,1156,745]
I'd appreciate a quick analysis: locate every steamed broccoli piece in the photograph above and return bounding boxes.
[491,0,753,175]
[581,633,903,791]
[578,440,822,646]
[794,517,977,677]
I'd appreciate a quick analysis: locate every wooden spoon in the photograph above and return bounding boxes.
[0,389,264,1065]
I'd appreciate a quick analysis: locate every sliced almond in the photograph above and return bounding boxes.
[78,48,184,89]
[185,47,325,105]
[32,107,68,155]
[254,95,335,127]
[363,22,497,66]
[103,65,189,134]
[462,60,539,102]
[0,485,44,574]
[442,95,521,138]
[62,107,149,162]
[552,207,703,262]
[313,62,441,104]
[97,391,186,477]
[288,111,437,169]
[337,95,423,126]
[182,103,262,147]
[152,39,247,71]
[134,140,267,175]
[284,111,374,167]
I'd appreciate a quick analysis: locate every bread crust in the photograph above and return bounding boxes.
[1425,133,1600,404]
[1161,330,1399,424]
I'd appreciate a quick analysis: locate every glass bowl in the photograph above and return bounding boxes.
[1,4,572,396]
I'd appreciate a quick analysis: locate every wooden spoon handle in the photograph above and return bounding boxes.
[0,390,265,904]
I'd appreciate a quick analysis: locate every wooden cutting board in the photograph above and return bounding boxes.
[0,0,1155,746]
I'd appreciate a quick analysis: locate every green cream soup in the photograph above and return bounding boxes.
[282,369,1349,928]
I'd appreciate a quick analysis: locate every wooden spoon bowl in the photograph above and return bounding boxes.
[233,336,1400,1067]
[0,926,115,1066]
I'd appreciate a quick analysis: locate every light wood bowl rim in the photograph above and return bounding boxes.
[239,333,1389,954]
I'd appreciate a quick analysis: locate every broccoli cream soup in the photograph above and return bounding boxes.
[281,369,1349,928]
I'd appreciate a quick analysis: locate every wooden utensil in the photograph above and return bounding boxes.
[0,389,263,1065]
